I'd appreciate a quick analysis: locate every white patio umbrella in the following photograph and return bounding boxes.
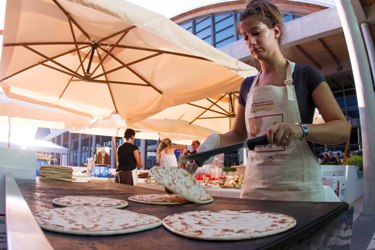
[0,0,257,123]
[0,91,92,147]
[71,114,220,142]
[146,92,239,134]
[70,92,238,142]
[0,92,91,129]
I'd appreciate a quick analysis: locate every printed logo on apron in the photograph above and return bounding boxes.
[248,114,284,152]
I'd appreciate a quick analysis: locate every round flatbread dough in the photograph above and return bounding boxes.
[149,166,213,204]
[52,195,128,208]
[162,210,296,240]
[34,206,161,236]
[128,194,190,205]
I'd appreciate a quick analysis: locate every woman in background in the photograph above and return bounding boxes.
[116,128,143,185]
[157,138,186,167]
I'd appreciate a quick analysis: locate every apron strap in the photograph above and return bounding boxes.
[285,61,297,102]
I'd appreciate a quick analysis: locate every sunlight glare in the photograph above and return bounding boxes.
[0,118,38,146]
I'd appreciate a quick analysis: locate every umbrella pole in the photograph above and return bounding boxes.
[8,117,11,148]
[343,121,352,162]
[112,136,118,169]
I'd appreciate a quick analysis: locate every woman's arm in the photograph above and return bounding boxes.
[219,103,248,146]
[157,152,161,165]
[267,82,350,146]
[307,82,350,144]
[170,144,187,150]
[133,149,143,167]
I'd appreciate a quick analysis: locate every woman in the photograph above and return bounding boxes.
[116,128,143,185]
[199,0,350,201]
[157,138,186,167]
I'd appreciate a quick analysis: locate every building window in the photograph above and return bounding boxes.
[214,12,236,48]
[179,10,304,48]
[195,15,212,44]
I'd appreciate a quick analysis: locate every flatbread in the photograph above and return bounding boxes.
[34,206,161,236]
[162,210,296,241]
[128,194,190,205]
[52,195,128,208]
[40,166,73,172]
[40,171,73,178]
[40,165,74,180]
[39,176,75,182]
[149,166,213,204]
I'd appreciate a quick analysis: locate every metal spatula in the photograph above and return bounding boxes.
[180,135,269,169]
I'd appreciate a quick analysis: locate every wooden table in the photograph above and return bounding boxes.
[8,178,352,250]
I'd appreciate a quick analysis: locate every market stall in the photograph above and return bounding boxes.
[6,176,352,249]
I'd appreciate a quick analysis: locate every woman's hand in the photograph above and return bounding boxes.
[266,123,303,147]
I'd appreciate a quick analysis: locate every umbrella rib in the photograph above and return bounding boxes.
[53,0,90,40]
[90,31,129,77]
[98,47,163,94]
[23,45,82,79]
[92,47,161,80]
[4,42,92,46]
[187,102,228,116]
[41,63,81,79]
[98,27,136,44]
[0,45,89,81]
[115,45,210,61]
[206,95,230,114]
[5,42,208,62]
[96,51,119,115]
[89,79,152,87]
[0,63,42,82]
[189,97,227,125]
[59,50,93,101]
[228,92,236,114]
[196,116,231,120]
[68,18,86,76]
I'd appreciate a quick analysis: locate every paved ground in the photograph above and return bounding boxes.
[350,197,375,250]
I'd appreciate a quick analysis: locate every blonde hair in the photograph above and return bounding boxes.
[157,138,172,154]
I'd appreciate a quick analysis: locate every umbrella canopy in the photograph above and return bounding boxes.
[71,114,220,142]
[0,90,91,148]
[0,0,257,123]
[0,91,91,129]
[69,93,238,141]
[146,92,239,134]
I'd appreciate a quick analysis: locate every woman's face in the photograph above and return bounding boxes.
[238,16,280,62]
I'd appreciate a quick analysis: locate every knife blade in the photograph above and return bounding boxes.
[180,135,269,167]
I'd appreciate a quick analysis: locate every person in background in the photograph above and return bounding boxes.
[335,152,342,163]
[179,140,200,160]
[198,0,350,201]
[326,150,338,164]
[116,128,143,185]
[178,140,200,172]
[157,138,186,167]
[186,140,201,155]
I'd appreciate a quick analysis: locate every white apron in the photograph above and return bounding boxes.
[241,61,326,202]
